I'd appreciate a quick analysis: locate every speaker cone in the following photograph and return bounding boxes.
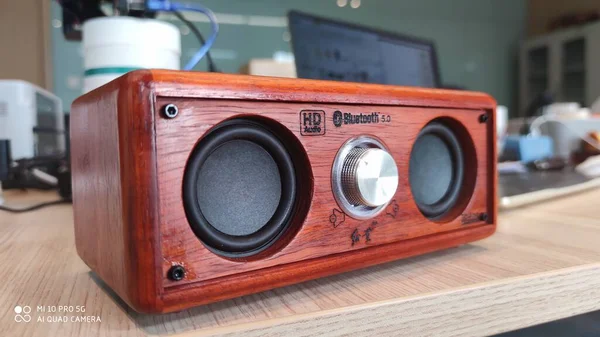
[183,119,297,257]
[409,121,465,220]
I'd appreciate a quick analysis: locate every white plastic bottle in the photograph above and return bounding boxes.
[82,16,181,93]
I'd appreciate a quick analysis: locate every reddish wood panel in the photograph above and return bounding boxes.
[72,82,127,299]
[161,225,494,313]
[155,100,492,289]
[72,72,163,313]
[71,70,497,313]
[150,71,495,110]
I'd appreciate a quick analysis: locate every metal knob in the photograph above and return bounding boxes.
[332,137,399,219]
[340,148,398,207]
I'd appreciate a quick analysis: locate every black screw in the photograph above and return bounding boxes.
[478,114,488,123]
[168,265,185,281]
[163,104,179,119]
[479,213,489,222]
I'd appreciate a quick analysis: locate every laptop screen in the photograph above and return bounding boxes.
[288,11,440,88]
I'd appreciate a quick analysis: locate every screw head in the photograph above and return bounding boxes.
[479,114,489,123]
[479,213,489,222]
[168,265,185,281]
[163,104,179,119]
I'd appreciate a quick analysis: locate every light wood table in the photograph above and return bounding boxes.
[1,189,600,337]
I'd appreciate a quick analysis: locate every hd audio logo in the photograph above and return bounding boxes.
[300,110,325,136]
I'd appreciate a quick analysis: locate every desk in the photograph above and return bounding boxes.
[1,189,600,337]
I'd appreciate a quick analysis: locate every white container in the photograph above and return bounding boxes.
[82,17,181,93]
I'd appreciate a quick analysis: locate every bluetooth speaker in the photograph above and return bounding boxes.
[71,70,497,313]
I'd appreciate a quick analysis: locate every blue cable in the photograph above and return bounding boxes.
[147,0,219,71]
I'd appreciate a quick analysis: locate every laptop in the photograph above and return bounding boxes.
[288,11,440,88]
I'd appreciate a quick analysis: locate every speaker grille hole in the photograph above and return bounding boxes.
[410,134,453,206]
[183,119,299,257]
[409,120,472,220]
[196,140,281,236]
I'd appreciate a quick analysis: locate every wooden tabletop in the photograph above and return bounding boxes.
[1,188,600,337]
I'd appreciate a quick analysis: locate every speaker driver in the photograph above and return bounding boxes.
[409,121,465,220]
[183,119,297,257]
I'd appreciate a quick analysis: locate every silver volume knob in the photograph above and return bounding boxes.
[341,148,398,207]
[332,136,399,219]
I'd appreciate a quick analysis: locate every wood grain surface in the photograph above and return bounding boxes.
[71,72,163,313]
[148,70,495,110]
[155,99,493,288]
[1,188,600,336]
[70,70,496,312]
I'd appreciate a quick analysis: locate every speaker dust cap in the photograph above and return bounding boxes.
[183,119,297,257]
[409,121,465,220]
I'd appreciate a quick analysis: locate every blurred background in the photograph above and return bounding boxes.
[3,1,600,118]
[4,0,528,111]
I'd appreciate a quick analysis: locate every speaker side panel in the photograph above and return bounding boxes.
[154,98,495,307]
[72,81,128,305]
[72,71,165,313]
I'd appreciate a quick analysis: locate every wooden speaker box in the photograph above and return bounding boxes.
[71,70,497,313]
